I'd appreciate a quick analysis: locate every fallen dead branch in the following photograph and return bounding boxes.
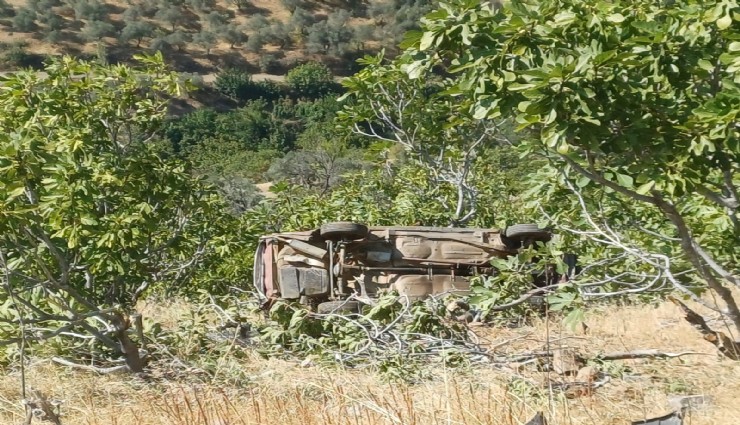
[596,349,710,361]
[50,357,130,375]
[493,348,706,364]
[631,410,683,425]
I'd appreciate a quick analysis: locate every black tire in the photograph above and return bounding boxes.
[505,223,552,242]
[317,300,362,314]
[320,221,368,241]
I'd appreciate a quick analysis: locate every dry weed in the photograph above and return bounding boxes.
[1,298,739,425]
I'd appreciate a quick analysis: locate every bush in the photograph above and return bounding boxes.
[220,24,247,48]
[289,7,315,34]
[187,0,216,12]
[244,32,265,53]
[27,0,61,12]
[0,43,44,70]
[39,10,64,31]
[258,54,279,73]
[214,68,252,100]
[245,14,269,32]
[149,37,170,53]
[193,30,217,54]
[281,0,300,12]
[12,8,37,32]
[181,72,205,88]
[122,5,141,22]
[155,5,184,31]
[208,175,264,215]
[0,0,13,17]
[266,149,364,192]
[82,19,115,41]
[261,22,292,49]
[45,29,63,44]
[165,30,189,51]
[164,102,281,154]
[253,80,285,101]
[305,11,354,57]
[205,10,228,29]
[214,68,285,102]
[120,20,154,47]
[285,61,338,99]
[71,0,107,21]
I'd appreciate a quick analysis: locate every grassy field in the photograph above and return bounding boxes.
[0,297,738,425]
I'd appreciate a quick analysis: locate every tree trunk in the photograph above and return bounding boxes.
[110,312,145,373]
[654,193,740,335]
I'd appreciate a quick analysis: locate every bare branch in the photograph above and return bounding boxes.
[51,357,129,374]
[596,349,710,361]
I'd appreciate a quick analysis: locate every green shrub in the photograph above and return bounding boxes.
[258,54,279,73]
[12,7,37,31]
[285,61,340,99]
[214,68,285,102]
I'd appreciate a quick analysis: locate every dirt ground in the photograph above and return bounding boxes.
[0,0,370,75]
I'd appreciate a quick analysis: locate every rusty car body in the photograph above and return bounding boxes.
[254,222,557,313]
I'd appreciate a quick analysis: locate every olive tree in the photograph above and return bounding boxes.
[0,54,227,371]
[12,8,37,32]
[120,20,155,47]
[401,0,740,332]
[0,0,13,17]
[228,0,250,12]
[220,24,247,48]
[71,0,106,21]
[193,30,217,55]
[166,30,190,51]
[82,19,115,41]
[155,5,185,31]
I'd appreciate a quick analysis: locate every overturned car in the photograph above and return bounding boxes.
[254,221,569,313]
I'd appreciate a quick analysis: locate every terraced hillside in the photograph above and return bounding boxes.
[0,0,431,74]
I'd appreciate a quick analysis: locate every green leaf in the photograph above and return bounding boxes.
[404,61,426,79]
[636,181,656,195]
[607,13,625,23]
[8,186,26,198]
[563,308,585,331]
[717,14,732,30]
[473,103,490,119]
[616,173,633,187]
[552,11,576,26]
[697,59,714,71]
[419,31,436,51]
[400,30,423,50]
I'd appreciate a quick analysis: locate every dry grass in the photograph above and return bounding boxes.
[1,298,739,425]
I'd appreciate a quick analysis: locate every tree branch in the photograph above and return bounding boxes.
[596,349,709,361]
[695,184,739,210]
[560,154,657,205]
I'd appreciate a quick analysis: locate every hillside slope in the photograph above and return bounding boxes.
[0,0,430,74]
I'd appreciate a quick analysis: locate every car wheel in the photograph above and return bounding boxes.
[317,300,363,314]
[504,223,552,243]
[320,221,368,241]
